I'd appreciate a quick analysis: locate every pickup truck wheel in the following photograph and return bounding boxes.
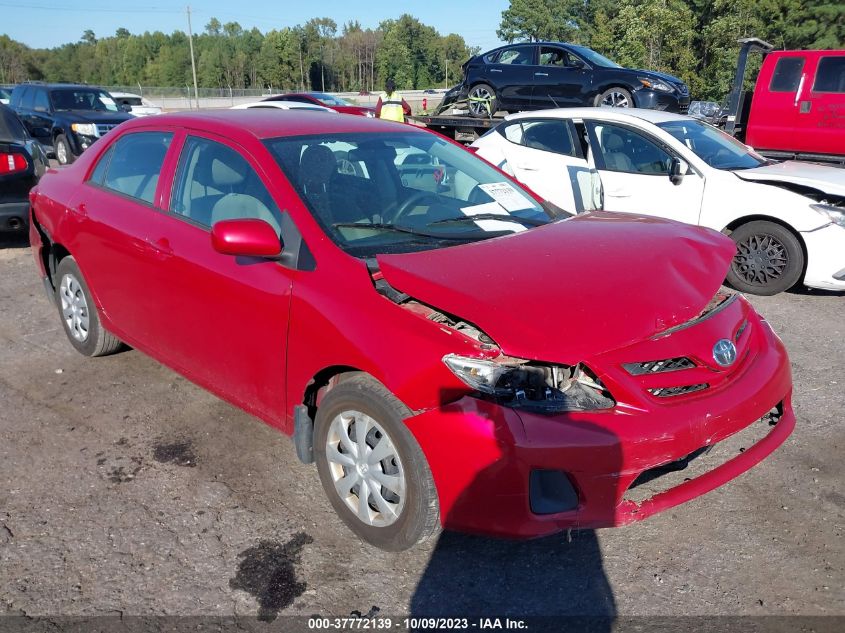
[468,83,498,118]
[596,87,633,108]
[726,221,803,296]
[55,257,122,356]
[314,374,440,551]
[54,134,75,165]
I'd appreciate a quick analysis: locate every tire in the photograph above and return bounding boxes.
[55,256,123,356]
[595,87,633,108]
[726,221,804,296]
[54,134,75,165]
[468,83,498,118]
[314,373,440,551]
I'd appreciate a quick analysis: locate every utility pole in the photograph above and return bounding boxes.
[445,57,448,89]
[186,6,200,110]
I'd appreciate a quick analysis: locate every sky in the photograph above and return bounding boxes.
[0,0,511,51]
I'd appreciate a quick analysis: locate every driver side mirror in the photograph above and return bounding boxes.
[211,219,282,258]
[669,157,688,185]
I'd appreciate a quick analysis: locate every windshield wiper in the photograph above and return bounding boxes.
[332,222,496,241]
[427,214,548,227]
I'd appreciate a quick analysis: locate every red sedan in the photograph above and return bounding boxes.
[263,92,376,117]
[28,110,794,551]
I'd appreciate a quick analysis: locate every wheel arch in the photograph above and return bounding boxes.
[722,214,809,281]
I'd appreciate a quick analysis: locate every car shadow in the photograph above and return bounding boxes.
[787,286,845,297]
[0,232,30,249]
[409,396,618,626]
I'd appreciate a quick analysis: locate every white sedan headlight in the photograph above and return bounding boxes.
[811,203,845,228]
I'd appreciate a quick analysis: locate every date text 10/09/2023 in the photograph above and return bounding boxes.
[308,618,528,630]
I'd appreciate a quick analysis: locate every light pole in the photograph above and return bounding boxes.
[186,6,200,110]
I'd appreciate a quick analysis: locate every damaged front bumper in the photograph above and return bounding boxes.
[801,223,845,290]
[405,298,794,539]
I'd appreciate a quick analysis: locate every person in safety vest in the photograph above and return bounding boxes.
[375,78,411,122]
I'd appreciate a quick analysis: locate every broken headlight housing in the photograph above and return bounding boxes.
[443,354,615,413]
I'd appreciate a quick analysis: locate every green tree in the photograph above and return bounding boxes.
[497,0,585,43]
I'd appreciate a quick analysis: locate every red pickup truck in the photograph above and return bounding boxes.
[723,39,845,164]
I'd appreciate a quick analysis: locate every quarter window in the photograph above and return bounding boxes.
[88,146,114,185]
[102,132,172,204]
[170,136,282,232]
[769,57,805,92]
[813,56,845,93]
[591,124,672,174]
[33,89,50,112]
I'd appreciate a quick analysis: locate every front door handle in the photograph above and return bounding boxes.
[69,203,87,217]
[606,189,631,198]
[145,237,173,260]
[490,68,503,73]
[534,72,549,77]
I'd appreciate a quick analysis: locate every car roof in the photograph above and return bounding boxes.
[109,91,140,98]
[504,107,693,125]
[126,108,415,139]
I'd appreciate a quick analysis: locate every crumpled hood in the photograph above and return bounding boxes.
[377,212,735,364]
[733,161,845,197]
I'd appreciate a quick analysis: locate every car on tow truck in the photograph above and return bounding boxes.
[28,110,794,550]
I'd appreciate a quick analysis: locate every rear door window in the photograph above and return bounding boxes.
[813,56,845,93]
[33,89,50,112]
[496,46,535,66]
[499,119,577,157]
[102,132,173,205]
[769,57,805,92]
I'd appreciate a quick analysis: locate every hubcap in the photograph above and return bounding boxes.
[601,91,630,108]
[326,410,406,527]
[469,87,494,116]
[59,273,90,342]
[733,234,788,286]
[56,141,67,164]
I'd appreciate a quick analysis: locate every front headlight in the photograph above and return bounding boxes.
[71,123,98,137]
[443,354,615,413]
[811,203,845,228]
[638,77,673,93]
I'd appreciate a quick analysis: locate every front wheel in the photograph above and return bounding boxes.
[54,134,75,165]
[314,374,440,551]
[468,83,498,118]
[725,221,804,295]
[596,87,633,108]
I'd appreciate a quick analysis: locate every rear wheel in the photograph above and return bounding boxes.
[468,83,498,118]
[55,257,122,356]
[596,87,633,108]
[726,221,804,296]
[54,134,75,165]
[314,374,440,551]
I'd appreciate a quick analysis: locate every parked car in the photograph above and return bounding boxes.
[0,85,13,105]
[0,104,47,235]
[442,42,690,118]
[10,83,133,165]
[29,110,794,550]
[109,91,163,117]
[231,101,334,113]
[472,108,845,295]
[264,92,376,117]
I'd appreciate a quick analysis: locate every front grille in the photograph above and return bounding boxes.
[648,383,708,398]
[735,320,748,342]
[96,123,118,136]
[679,103,689,113]
[624,357,695,376]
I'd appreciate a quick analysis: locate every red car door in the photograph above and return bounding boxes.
[137,132,296,427]
[70,130,176,342]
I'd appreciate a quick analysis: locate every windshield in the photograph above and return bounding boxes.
[50,89,119,112]
[568,45,621,69]
[265,131,555,257]
[312,93,351,107]
[657,120,768,170]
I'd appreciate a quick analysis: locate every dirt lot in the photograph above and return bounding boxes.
[0,234,843,626]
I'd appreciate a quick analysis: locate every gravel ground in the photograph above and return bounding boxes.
[0,234,843,626]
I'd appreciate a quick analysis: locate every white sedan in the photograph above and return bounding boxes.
[231,101,334,113]
[109,91,163,117]
[472,108,845,295]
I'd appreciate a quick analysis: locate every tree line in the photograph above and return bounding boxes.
[1,2,842,100]
[498,0,843,100]
[0,14,476,93]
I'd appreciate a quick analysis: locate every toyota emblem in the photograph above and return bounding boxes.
[712,339,738,367]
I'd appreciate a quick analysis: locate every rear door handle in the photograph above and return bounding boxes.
[607,189,631,198]
[69,203,87,217]
[534,72,549,77]
[490,68,503,73]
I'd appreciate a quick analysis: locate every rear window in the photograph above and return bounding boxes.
[0,105,27,141]
[769,57,805,92]
[102,132,172,204]
[813,56,845,93]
